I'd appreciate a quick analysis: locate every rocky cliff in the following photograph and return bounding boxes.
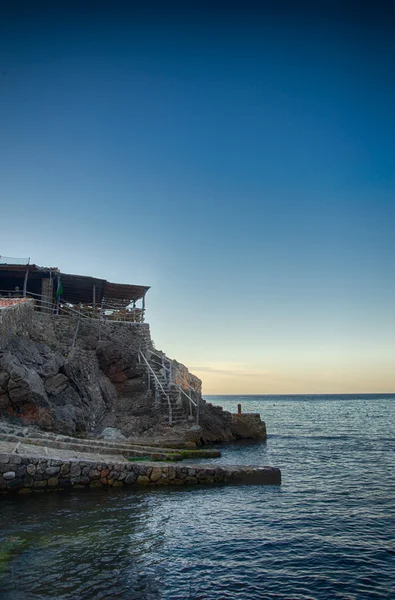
[0,306,266,444]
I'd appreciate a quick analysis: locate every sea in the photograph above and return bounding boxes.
[0,394,394,600]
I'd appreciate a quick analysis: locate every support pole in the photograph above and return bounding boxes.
[71,314,80,350]
[23,266,29,298]
[98,298,104,342]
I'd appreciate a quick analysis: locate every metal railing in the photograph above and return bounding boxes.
[0,256,30,265]
[148,348,199,423]
[0,289,145,323]
[139,351,173,426]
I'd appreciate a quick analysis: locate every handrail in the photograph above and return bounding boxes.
[176,384,197,408]
[0,289,145,322]
[149,349,199,394]
[139,351,172,426]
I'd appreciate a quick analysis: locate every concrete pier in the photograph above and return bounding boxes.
[0,440,281,493]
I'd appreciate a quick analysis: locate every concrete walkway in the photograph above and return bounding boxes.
[0,436,281,494]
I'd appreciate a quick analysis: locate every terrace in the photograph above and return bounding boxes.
[0,255,149,323]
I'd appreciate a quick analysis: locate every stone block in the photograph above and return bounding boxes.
[48,477,59,487]
[3,471,16,480]
[124,472,137,485]
[70,464,81,477]
[136,475,150,486]
[33,480,47,488]
[45,466,60,476]
[72,476,89,486]
[185,476,198,484]
[26,464,36,476]
[150,467,163,482]
[88,469,101,479]
[155,478,169,486]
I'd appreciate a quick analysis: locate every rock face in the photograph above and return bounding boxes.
[0,313,267,444]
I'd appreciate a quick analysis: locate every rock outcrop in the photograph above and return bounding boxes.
[0,311,267,444]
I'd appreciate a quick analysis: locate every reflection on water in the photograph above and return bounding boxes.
[1,394,394,599]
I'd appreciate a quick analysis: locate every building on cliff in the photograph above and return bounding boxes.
[0,255,149,322]
[0,255,268,443]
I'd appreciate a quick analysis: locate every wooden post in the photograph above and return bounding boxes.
[23,266,29,297]
[92,284,96,313]
[71,314,80,350]
[98,298,104,342]
[196,395,200,425]
[238,403,242,414]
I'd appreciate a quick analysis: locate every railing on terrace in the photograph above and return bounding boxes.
[0,290,145,323]
[0,255,30,265]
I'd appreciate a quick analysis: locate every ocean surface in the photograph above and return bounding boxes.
[1,394,394,600]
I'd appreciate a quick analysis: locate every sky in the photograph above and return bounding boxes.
[1,1,394,394]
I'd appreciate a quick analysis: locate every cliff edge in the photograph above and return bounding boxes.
[0,301,266,445]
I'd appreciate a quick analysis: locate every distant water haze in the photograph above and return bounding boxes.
[193,359,394,395]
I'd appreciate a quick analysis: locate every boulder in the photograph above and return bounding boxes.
[44,373,69,395]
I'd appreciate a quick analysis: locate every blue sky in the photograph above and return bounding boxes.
[1,3,394,393]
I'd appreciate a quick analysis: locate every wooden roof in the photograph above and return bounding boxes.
[0,264,149,306]
[59,272,149,306]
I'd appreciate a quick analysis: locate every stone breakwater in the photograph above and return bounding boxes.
[0,444,281,493]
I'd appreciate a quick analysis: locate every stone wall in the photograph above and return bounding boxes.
[0,299,33,351]
[0,453,281,494]
[30,313,153,355]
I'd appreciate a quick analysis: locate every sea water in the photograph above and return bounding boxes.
[0,394,394,599]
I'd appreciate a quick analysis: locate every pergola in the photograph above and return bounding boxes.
[0,260,150,319]
[58,272,149,310]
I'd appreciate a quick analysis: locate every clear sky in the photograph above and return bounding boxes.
[1,2,394,394]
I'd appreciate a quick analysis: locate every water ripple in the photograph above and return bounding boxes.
[1,394,394,599]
